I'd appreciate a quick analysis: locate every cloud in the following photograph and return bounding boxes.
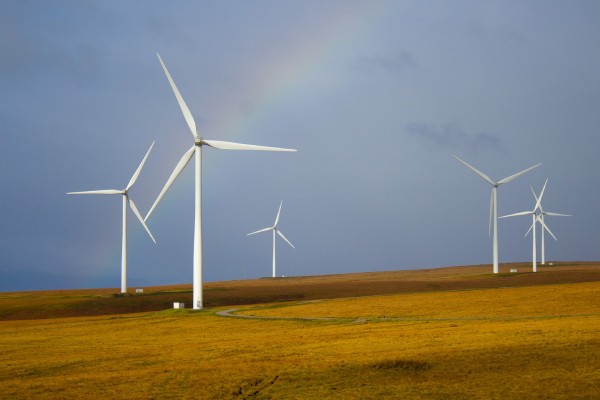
[353,50,417,74]
[406,122,504,152]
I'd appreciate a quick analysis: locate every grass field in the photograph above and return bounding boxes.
[1,262,599,399]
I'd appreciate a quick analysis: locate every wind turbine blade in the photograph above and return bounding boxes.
[524,222,534,238]
[126,141,155,191]
[156,53,198,139]
[145,145,195,221]
[67,190,122,195]
[544,212,571,217]
[202,139,297,152]
[530,186,543,213]
[500,211,531,218]
[128,198,156,243]
[453,155,494,185]
[533,179,548,212]
[497,163,541,185]
[247,227,273,236]
[277,230,295,249]
[274,201,283,227]
[539,218,558,241]
[530,186,539,201]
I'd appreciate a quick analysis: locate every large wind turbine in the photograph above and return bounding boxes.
[454,155,541,274]
[529,180,571,264]
[68,142,156,293]
[145,53,297,310]
[500,179,548,272]
[247,201,295,278]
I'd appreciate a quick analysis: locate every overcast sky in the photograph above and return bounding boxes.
[2,1,599,291]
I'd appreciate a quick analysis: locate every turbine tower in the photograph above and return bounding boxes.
[68,142,156,293]
[145,53,297,310]
[248,201,295,278]
[500,179,550,272]
[529,180,571,264]
[454,155,540,274]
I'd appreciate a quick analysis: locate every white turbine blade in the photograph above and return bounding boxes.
[67,189,122,195]
[533,179,548,212]
[145,145,195,221]
[128,197,156,244]
[531,186,544,213]
[202,139,297,152]
[545,212,571,217]
[274,200,283,227]
[497,163,541,185]
[500,211,531,218]
[530,186,539,201]
[126,141,155,191]
[247,227,272,236]
[539,218,558,241]
[277,230,295,249]
[156,53,198,139]
[524,222,534,238]
[453,155,494,185]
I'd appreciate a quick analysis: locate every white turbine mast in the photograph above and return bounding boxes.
[68,142,156,293]
[145,53,297,310]
[528,180,571,265]
[454,155,541,274]
[247,200,295,278]
[500,179,549,272]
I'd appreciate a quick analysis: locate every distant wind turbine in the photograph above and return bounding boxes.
[454,155,541,274]
[500,179,549,272]
[248,201,295,278]
[68,142,156,293]
[145,53,297,310]
[528,180,571,265]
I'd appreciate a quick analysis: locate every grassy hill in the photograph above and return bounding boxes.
[1,261,599,320]
[1,262,599,399]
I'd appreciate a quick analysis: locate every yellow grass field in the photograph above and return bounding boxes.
[1,264,599,399]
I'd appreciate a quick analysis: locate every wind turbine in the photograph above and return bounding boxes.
[247,201,295,278]
[454,155,541,274]
[145,53,297,310]
[529,180,571,264]
[500,179,549,272]
[68,142,156,293]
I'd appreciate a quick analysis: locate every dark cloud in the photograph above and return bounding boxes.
[406,122,504,153]
[353,50,417,74]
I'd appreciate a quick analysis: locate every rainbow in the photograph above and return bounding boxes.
[93,2,391,285]
[215,1,390,139]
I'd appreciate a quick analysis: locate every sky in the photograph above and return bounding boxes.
[1,0,599,291]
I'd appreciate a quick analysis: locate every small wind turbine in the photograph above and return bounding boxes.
[500,179,550,272]
[248,201,295,278]
[529,180,571,264]
[454,155,541,274]
[68,142,156,293]
[145,53,296,310]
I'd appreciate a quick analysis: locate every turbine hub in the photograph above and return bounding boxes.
[194,137,203,146]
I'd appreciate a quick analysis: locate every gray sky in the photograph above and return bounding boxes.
[1,0,599,291]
